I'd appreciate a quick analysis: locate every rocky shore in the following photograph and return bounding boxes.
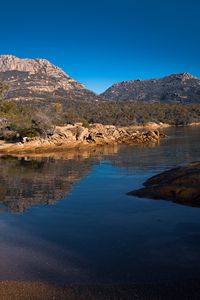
[0,123,164,155]
[128,162,200,207]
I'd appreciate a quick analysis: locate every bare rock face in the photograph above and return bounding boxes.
[1,124,161,154]
[0,55,96,102]
[128,162,200,207]
[101,73,200,103]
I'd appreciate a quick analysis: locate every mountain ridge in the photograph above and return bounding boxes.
[101,72,200,103]
[0,55,200,104]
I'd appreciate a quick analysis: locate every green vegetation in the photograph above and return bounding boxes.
[0,84,53,141]
[1,81,200,142]
[56,100,200,126]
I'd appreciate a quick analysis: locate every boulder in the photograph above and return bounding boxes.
[87,123,108,142]
[128,162,200,207]
[76,127,89,141]
[54,126,76,141]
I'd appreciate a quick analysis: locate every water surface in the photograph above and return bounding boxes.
[0,127,200,285]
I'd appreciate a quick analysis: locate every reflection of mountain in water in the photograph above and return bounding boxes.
[0,156,97,213]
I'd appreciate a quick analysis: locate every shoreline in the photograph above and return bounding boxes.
[0,123,165,156]
[1,121,199,156]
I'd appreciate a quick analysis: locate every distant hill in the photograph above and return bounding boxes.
[0,55,97,102]
[100,73,200,103]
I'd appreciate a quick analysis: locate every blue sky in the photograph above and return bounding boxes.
[0,0,199,93]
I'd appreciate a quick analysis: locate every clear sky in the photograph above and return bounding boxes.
[0,0,199,93]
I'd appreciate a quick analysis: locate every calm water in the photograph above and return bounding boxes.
[0,127,200,285]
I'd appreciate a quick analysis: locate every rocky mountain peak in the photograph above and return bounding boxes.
[0,55,97,102]
[0,55,71,78]
[168,72,196,81]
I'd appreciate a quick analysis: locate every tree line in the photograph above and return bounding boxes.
[0,82,200,141]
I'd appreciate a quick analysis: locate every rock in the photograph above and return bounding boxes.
[0,55,96,102]
[53,124,161,146]
[76,127,89,141]
[74,122,83,127]
[128,162,200,207]
[189,122,200,126]
[143,122,170,129]
[0,123,163,154]
[112,129,121,139]
[144,122,160,128]
[87,124,108,143]
[145,130,160,142]
[54,126,77,141]
[117,129,160,145]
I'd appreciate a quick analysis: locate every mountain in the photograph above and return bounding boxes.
[101,73,200,103]
[0,55,97,102]
[1,57,200,104]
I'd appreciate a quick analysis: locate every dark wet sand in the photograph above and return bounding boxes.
[1,280,200,300]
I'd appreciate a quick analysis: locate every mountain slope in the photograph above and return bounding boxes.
[0,55,96,102]
[101,73,200,103]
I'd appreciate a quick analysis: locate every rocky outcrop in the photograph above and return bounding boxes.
[101,73,200,103]
[128,162,200,207]
[26,124,162,146]
[0,123,163,154]
[0,55,97,102]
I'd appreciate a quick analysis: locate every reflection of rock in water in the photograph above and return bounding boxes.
[0,156,97,213]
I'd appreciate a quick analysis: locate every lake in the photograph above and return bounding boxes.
[0,126,200,286]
